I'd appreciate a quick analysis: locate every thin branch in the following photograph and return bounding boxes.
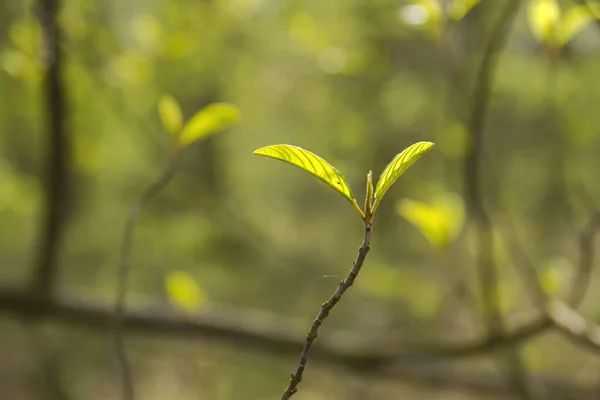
[280,224,372,400]
[112,157,179,400]
[463,0,533,398]
[568,211,600,306]
[546,301,600,355]
[33,0,70,297]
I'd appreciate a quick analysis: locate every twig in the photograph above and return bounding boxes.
[568,211,600,306]
[33,0,70,297]
[280,224,372,400]
[112,157,179,400]
[462,0,533,398]
[546,301,600,355]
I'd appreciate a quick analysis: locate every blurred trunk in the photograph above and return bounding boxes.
[33,0,71,297]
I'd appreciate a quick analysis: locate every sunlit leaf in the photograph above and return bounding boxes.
[557,6,592,45]
[372,141,435,213]
[400,1,442,38]
[396,192,464,249]
[449,0,481,21]
[538,257,570,296]
[179,103,240,147]
[365,170,374,217]
[527,0,561,44]
[588,3,600,19]
[158,95,183,136]
[165,271,206,312]
[253,144,361,214]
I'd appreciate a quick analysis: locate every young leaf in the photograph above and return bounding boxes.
[372,141,434,214]
[557,6,592,46]
[396,193,464,250]
[165,271,206,313]
[158,95,183,136]
[365,170,374,220]
[179,103,240,147]
[253,144,362,216]
[449,0,481,21]
[527,0,561,45]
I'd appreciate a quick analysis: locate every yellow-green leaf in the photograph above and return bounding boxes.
[158,95,183,136]
[527,0,561,44]
[372,141,435,213]
[450,0,481,21]
[365,170,374,218]
[165,271,206,312]
[253,144,362,216]
[557,5,592,45]
[538,257,570,296]
[179,103,240,147]
[396,192,464,250]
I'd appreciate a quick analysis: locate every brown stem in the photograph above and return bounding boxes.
[280,225,372,400]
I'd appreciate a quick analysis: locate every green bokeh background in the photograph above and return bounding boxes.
[2,0,600,398]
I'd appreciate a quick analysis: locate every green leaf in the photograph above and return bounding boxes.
[372,141,435,214]
[158,95,183,136]
[165,271,206,312]
[450,0,481,21]
[179,103,240,147]
[396,192,465,250]
[557,6,592,46]
[527,0,561,45]
[538,257,570,296]
[365,170,374,219]
[253,144,363,217]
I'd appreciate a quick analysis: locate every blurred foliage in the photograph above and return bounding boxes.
[165,270,207,312]
[2,0,600,398]
[396,191,465,249]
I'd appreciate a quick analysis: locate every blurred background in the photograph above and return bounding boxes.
[2,0,600,398]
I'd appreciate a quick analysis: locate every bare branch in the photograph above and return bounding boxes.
[281,225,372,399]
[113,158,179,400]
[546,301,600,355]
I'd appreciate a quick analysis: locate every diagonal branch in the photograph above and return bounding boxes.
[112,157,179,400]
[546,301,600,355]
[280,225,372,400]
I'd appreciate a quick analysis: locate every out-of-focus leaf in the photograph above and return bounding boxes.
[396,192,464,250]
[165,271,206,312]
[449,0,481,21]
[539,257,570,296]
[253,144,362,216]
[179,103,240,147]
[158,95,183,136]
[527,0,561,44]
[557,6,592,45]
[399,1,442,38]
[372,141,435,214]
[522,342,543,369]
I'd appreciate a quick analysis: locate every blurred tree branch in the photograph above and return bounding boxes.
[33,0,70,297]
[0,287,597,399]
[113,157,180,400]
[462,0,534,397]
